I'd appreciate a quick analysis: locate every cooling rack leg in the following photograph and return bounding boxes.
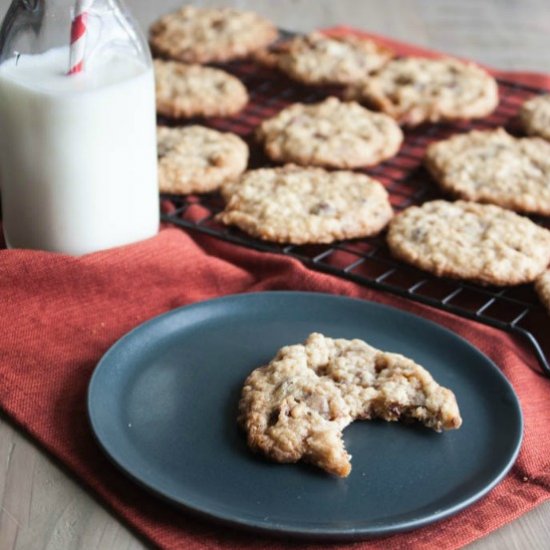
[513,326,550,377]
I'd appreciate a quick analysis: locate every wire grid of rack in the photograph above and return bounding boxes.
[159,47,550,376]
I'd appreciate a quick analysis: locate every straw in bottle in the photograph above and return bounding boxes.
[68,0,94,75]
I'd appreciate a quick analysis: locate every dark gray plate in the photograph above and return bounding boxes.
[88,291,523,540]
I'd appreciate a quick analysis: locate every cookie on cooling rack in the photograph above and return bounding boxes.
[238,332,462,477]
[519,94,550,141]
[425,128,550,215]
[149,6,277,64]
[217,165,393,244]
[261,31,394,86]
[535,270,550,315]
[345,57,499,126]
[387,200,550,286]
[256,97,403,169]
[157,126,248,195]
[154,60,248,118]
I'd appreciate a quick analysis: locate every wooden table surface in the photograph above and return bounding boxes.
[1,1,550,548]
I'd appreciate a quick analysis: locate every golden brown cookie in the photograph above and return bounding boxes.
[256,97,403,169]
[425,129,550,215]
[535,270,550,315]
[265,31,394,86]
[387,200,550,286]
[154,59,249,118]
[150,6,277,64]
[345,57,499,126]
[519,94,550,141]
[238,332,462,477]
[217,165,393,244]
[157,126,248,194]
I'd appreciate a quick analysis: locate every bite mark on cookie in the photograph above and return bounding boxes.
[238,333,462,477]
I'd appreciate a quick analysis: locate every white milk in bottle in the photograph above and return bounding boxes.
[0,47,159,255]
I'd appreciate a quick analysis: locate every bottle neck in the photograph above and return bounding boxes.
[0,0,150,67]
[0,1,45,62]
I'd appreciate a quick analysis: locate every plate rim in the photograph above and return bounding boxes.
[87,291,524,540]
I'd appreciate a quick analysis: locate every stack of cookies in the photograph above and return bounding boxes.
[153,6,278,194]
[149,5,550,313]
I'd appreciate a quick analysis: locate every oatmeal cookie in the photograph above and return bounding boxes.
[238,332,462,477]
[154,59,248,118]
[157,126,248,194]
[345,57,498,126]
[266,31,394,86]
[256,97,403,169]
[425,129,550,215]
[535,270,550,315]
[387,200,550,286]
[519,94,550,141]
[149,6,277,64]
[217,165,393,244]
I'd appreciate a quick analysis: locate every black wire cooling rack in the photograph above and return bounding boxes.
[158,44,550,376]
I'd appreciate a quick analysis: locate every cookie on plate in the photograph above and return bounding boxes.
[256,97,403,169]
[345,57,499,126]
[217,165,393,244]
[154,60,248,118]
[238,332,462,477]
[157,126,248,194]
[263,31,394,86]
[149,6,277,64]
[535,270,550,315]
[519,94,550,141]
[425,129,550,215]
[387,200,550,286]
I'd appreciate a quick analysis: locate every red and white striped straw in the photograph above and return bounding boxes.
[68,0,94,75]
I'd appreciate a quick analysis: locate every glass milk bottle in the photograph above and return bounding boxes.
[0,0,159,255]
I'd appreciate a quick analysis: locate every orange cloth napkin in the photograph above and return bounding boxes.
[2,227,550,550]
[1,27,550,550]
